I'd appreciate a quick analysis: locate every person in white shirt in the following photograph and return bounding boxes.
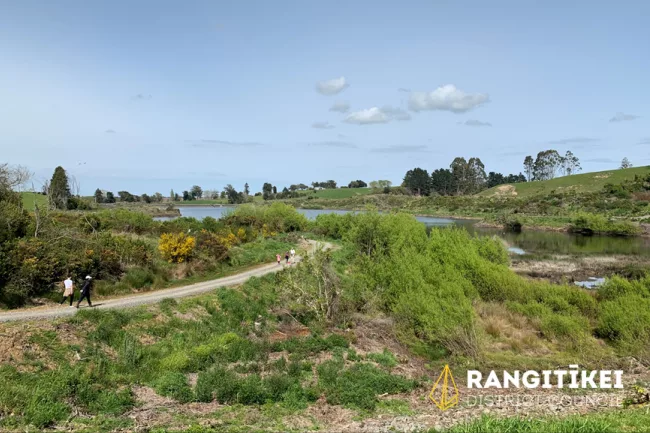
[60,276,75,307]
[290,248,296,262]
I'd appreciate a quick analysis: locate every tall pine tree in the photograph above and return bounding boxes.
[49,166,71,209]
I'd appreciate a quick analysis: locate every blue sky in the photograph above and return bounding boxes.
[1,0,648,195]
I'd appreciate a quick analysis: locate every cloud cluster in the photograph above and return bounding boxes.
[329,101,350,113]
[315,77,349,95]
[105,129,116,133]
[380,105,412,121]
[459,119,492,127]
[343,106,411,125]
[609,112,640,122]
[409,84,489,113]
[312,121,335,129]
[343,107,390,125]
[638,138,650,145]
[131,93,152,101]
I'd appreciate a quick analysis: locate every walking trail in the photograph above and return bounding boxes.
[0,240,332,323]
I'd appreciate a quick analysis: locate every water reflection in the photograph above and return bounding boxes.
[156,206,650,256]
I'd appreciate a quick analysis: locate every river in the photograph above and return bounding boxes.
[158,206,650,257]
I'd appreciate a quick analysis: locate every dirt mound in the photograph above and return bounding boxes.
[492,185,517,197]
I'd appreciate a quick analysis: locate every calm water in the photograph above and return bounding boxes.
[159,206,650,256]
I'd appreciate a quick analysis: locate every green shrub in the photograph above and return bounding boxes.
[570,212,640,235]
[123,266,155,289]
[366,349,398,368]
[318,361,417,411]
[596,294,650,352]
[154,372,194,403]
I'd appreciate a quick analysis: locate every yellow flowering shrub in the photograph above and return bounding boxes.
[158,232,196,263]
[261,223,277,238]
[236,228,247,241]
[218,231,239,248]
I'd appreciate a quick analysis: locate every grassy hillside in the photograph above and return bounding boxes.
[480,166,650,198]
[311,187,373,199]
[20,191,48,211]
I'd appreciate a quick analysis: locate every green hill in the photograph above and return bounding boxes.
[480,166,650,198]
[310,187,374,199]
[20,191,48,211]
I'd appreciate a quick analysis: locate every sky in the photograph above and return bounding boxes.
[1,0,649,195]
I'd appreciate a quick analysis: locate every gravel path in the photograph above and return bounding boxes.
[0,240,332,323]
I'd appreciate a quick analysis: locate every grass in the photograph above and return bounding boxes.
[20,191,48,211]
[437,408,650,432]
[480,166,650,198]
[310,187,374,199]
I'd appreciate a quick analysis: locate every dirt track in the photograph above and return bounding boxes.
[0,240,332,323]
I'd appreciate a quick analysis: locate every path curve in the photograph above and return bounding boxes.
[0,240,333,323]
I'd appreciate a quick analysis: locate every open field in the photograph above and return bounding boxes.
[310,187,374,199]
[20,191,48,211]
[480,166,650,198]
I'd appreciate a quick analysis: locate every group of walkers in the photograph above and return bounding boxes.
[277,248,296,265]
[60,275,94,308]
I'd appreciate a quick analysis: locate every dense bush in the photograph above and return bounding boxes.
[570,212,640,236]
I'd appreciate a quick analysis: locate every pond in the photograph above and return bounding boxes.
[159,206,650,257]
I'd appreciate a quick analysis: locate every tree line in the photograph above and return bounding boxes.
[402,149,581,196]
[522,150,581,181]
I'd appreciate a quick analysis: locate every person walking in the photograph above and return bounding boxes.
[76,275,93,308]
[60,276,75,307]
[276,253,281,265]
[290,248,296,262]
[284,251,290,265]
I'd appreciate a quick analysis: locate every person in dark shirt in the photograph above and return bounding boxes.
[76,275,93,308]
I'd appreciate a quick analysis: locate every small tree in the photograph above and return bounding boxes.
[190,185,203,200]
[523,156,534,181]
[223,184,244,204]
[105,191,116,203]
[94,188,104,203]
[277,248,340,322]
[244,183,250,195]
[403,168,430,196]
[170,189,175,201]
[621,157,633,169]
[118,191,136,202]
[182,190,191,201]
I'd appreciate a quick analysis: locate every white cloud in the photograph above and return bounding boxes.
[609,112,640,122]
[459,119,492,127]
[638,138,650,145]
[329,101,350,113]
[311,121,335,129]
[380,105,411,121]
[409,84,489,113]
[315,77,349,95]
[105,129,116,133]
[343,107,390,125]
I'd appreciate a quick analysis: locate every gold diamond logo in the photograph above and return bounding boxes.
[429,364,459,411]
